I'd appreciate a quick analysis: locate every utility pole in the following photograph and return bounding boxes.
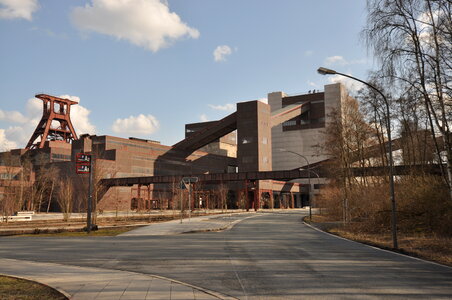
[317,67,398,249]
[87,156,93,233]
[75,153,94,233]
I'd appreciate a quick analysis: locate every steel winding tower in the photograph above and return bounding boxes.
[26,94,78,149]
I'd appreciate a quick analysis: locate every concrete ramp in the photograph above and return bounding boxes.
[172,112,237,152]
[271,102,310,127]
[172,101,309,155]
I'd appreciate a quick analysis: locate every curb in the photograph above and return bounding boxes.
[146,273,238,300]
[302,220,452,270]
[181,214,259,234]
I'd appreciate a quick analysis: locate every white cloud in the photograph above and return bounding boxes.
[304,50,314,56]
[0,0,38,21]
[71,0,200,52]
[112,114,159,136]
[25,97,42,117]
[327,74,364,93]
[258,97,268,104]
[0,95,96,150]
[4,126,29,147]
[0,129,18,151]
[325,55,347,66]
[58,95,96,135]
[208,103,235,111]
[213,45,233,62]
[324,55,366,67]
[416,10,446,46]
[307,81,318,88]
[0,110,27,123]
[200,114,209,122]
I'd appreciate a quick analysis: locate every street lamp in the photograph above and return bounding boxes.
[317,67,398,249]
[279,148,313,220]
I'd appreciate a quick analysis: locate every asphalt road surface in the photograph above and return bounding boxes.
[1,211,451,299]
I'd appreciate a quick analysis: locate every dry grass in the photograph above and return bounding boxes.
[309,215,335,223]
[324,225,452,267]
[313,175,452,266]
[12,226,139,237]
[0,275,67,300]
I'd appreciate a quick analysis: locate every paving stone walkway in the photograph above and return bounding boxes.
[0,258,234,299]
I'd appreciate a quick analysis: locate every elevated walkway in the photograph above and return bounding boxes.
[172,100,310,155]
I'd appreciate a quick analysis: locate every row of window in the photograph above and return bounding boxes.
[108,140,210,160]
[51,153,71,160]
[108,140,163,152]
[131,167,152,174]
[0,173,18,180]
[132,155,155,162]
[282,117,325,128]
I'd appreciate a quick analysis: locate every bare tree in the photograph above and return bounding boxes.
[57,176,73,221]
[0,152,25,219]
[218,182,228,212]
[31,164,58,213]
[363,0,452,199]
[320,96,379,222]
[45,165,59,213]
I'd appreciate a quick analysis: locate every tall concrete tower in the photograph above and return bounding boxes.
[236,100,272,172]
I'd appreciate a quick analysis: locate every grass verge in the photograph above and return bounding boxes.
[0,275,67,300]
[1,211,229,237]
[305,215,452,267]
[12,226,139,237]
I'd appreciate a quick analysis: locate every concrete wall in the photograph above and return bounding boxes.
[270,83,344,171]
[269,83,345,202]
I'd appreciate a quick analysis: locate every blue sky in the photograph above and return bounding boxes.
[0,0,373,150]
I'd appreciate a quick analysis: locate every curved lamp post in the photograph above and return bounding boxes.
[317,67,398,249]
[279,148,313,220]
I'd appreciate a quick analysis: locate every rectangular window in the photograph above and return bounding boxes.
[227,165,238,173]
[282,120,296,126]
[51,153,71,161]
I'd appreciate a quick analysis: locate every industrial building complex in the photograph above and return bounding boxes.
[0,83,348,213]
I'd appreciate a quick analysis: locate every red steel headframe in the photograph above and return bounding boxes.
[25,94,79,149]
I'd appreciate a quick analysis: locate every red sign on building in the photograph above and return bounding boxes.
[75,153,91,174]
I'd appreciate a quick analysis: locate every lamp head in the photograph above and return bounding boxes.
[317,67,337,75]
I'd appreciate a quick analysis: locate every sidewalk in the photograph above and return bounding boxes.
[0,258,235,299]
[119,212,257,236]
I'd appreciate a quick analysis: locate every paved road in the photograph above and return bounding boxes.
[1,211,451,299]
